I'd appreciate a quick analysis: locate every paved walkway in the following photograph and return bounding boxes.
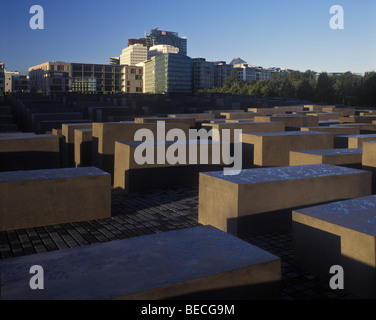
[0,186,356,299]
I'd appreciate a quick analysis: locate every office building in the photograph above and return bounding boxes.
[128,38,147,47]
[143,57,156,93]
[29,62,71,93]
[233,62,271,81]
[146,28,187,56]
[147,44,180,59]
[4,71,29,92]
[213,61,233,88]
[144,53,192,93]
[29,61,142,94]
[109,57,120,65]
[154,53,192,93]
[119,43,148,66]
[192,58,215,92]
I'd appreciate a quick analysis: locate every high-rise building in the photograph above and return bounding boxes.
[119,43,148,66]
[192,58,215,92]
[109,57,120,65]
[146,28,187,56]
[147,44,180,60]
[144,53,192,93]
[128,38,147,47]
[143,57,156,94]
[154,53,192,93]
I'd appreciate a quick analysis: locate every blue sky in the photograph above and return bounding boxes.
[1,0,375,74]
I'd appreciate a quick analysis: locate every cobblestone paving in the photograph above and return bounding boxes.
[0,186,357,300]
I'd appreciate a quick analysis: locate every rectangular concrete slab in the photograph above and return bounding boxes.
[0,167,111,231]
[339,116,376,124]
[254,115,319,127]
[74,129,93,167]
[292,195,376,298]
[199,164,371,237]
[92,122,190,177]
[134,117,196,128]
[114,140,226,192]
[207,122,285,143]
[362,141,376,167]
[334,123,376,132]
[0,134,60,171]
[0,225,281,300]
[300,126,360,135]
[322,107,355,116]
[289,148,362,167]
[220,112,259,119]
[306,112,343,120]
[242,131,333,167]
[248,108,286,115]
[334,134,376,149]
[168,113,215,120]
[61,123,93,167]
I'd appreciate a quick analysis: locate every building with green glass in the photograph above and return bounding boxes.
[152,53,192,94]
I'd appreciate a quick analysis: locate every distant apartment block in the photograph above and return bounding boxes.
[233,62,271,81]
[29,62,71,93]
[29,61,142,94]
[213,61,234,88]
[4,71,29,92]
[146,28,187,56]
[119,43,148,66]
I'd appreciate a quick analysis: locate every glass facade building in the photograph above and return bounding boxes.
[153,53,192,93]
[71,63,123,93]
[29,62,142,94]
[192,58,215,92]
[146,28,187,56]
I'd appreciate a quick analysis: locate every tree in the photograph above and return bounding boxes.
[297,79,315,101]
[278,78,295,98]
[362,72,376,107]
[315,72,334,103]
[333,72,361,106]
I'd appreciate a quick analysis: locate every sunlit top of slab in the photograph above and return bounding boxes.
[292,148,362,156]
[293,195,376,236]
[203,164,367,184]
